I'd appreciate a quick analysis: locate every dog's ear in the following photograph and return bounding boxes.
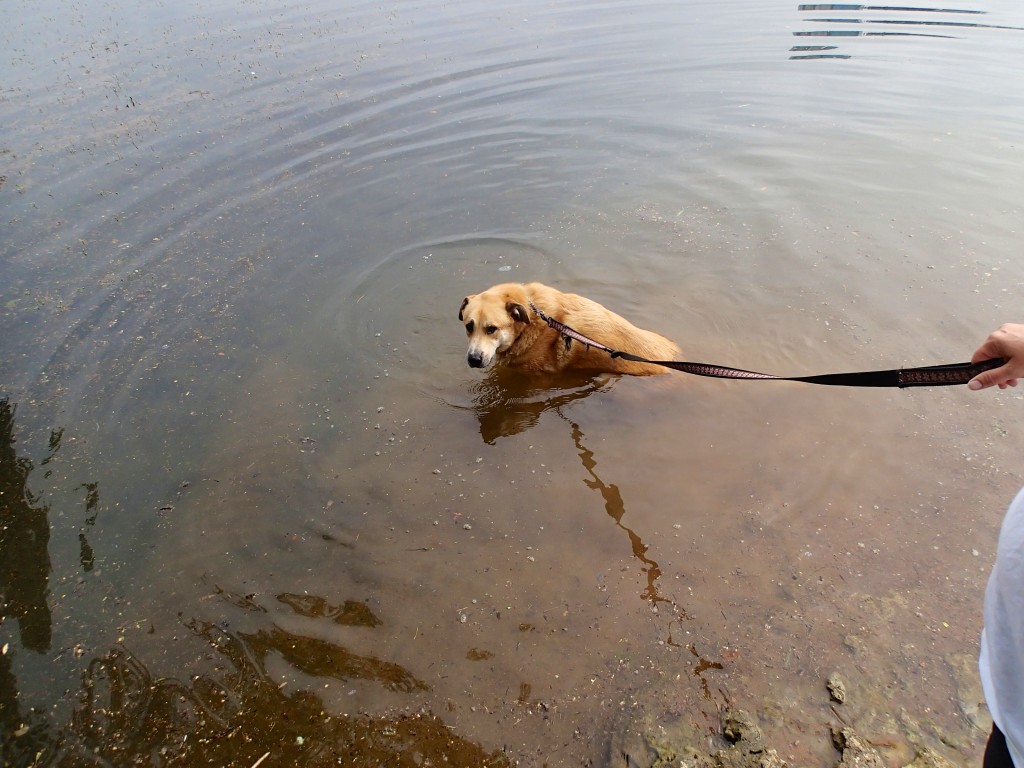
[507,302,530,324]
[458,296,472,321]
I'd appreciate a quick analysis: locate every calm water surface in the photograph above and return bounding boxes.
[3,0,1024,765]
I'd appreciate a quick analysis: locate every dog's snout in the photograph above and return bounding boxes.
[467,352,484,368]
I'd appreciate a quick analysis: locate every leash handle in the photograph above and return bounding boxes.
[528,300,1003,388]
[895,357,1004,388]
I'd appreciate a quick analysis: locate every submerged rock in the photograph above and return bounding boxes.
[610,686,966,768]
[608,706,713,768]
[715,709,787,768]
[945,651,991,734]
[902,746,958,768]
[827,673,847,704]
[831,726,885,768]
[609,707,786,768]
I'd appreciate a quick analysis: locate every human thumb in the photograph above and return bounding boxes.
[968,364,1006,391]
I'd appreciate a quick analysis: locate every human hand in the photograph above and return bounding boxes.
[968,323,1024,390]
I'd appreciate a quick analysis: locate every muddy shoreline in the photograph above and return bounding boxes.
[610,660,989,767]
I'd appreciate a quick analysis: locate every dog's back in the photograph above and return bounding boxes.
[526,283,679,375]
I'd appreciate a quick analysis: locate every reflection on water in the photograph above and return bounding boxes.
[465,368,690,622]
[791,2,1023,58]
[277,593,383,627]
[235,623,430,694]
[463,367,613,444]
[799,3,983,11]
[27,626,494,767]
[78,482,99,574]
[807,16,1024,28]
[1,396,500,764]
[465,368,674,598]
[5,0,1024,762]
[1,399,96,764]
[1,399,51,755]
[0,398,54,656]
[564,416,680,615]
[789,47,852,59]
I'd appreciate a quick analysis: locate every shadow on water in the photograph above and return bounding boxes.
[790,3,1024,59]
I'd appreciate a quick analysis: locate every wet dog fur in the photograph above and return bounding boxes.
[457,282,680,376]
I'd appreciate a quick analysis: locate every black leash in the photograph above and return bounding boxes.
[528,301,1003,388]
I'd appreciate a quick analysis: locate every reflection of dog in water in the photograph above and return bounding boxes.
[467,366,611,443]
[458,282,679,375]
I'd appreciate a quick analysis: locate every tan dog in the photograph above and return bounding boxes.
[458,282,680,375]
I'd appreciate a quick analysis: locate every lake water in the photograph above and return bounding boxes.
[3,0,1024,765]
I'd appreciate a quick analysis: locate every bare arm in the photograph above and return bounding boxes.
[968,323,1024,390]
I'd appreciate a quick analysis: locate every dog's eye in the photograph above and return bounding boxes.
[485,325,498,335]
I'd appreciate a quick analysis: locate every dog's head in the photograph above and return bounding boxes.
[458,285,531,369]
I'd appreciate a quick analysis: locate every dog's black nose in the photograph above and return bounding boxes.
[467,352,484,368]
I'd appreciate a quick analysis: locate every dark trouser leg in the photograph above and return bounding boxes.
[985,723,1015,768]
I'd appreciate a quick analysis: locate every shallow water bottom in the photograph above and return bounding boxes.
[100,344,1014,766]
[4,203,1021,766]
